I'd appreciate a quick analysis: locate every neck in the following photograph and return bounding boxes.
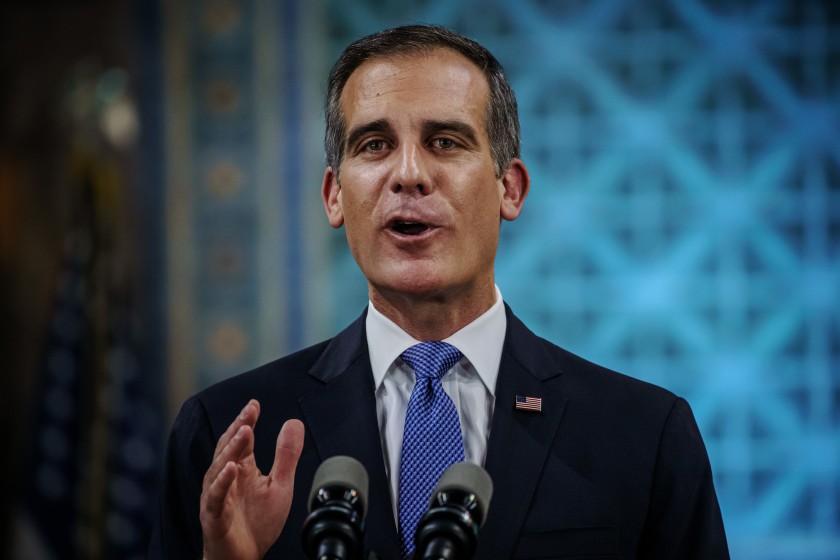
[369,282,497,341]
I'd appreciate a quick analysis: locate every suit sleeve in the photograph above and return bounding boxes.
[637,397,730,559]
[147,397,216,559]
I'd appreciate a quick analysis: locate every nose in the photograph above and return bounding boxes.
[391,143,432,195]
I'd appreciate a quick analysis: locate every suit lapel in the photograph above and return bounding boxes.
[476,307,568,559]
[299,312,400,559]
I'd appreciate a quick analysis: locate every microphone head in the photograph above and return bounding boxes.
[308,455,369,517]
[430,462,493,526]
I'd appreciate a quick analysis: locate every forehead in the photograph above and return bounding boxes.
[339,47,490,131]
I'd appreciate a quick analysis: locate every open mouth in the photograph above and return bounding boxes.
[391,221,430,236]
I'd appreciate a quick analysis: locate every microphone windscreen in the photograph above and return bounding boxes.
[430,463,493,525]
[308,455,370,517]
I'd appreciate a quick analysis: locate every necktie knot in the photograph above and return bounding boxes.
[400,341,462,381]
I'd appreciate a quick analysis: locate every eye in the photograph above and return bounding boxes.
[431,137,457,150]
[363,139,386,153]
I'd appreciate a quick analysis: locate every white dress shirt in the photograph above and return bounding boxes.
[366,286,507,521]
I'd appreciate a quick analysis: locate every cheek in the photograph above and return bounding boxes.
[462,181,503,228]
[477,199,504,249]
[339,168,386,221]
[340,188,375,224]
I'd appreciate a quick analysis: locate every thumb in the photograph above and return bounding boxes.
[270,419,304,484]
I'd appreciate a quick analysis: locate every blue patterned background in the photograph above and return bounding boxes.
[162,0,839,558]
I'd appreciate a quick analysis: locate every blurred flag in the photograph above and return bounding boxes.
[17,64,159,560]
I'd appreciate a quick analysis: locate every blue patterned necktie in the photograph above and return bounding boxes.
[398,341,464,559]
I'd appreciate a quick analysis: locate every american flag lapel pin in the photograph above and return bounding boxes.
[515,394,542,413]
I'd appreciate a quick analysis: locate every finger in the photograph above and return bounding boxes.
[204,400,260,485]
[204,424,254,490]
[213,399,261,457]
[203,460,237,520]
[269,419,304,484]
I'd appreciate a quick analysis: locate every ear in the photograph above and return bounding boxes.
[499,158,530,221]
[321,167,344,228]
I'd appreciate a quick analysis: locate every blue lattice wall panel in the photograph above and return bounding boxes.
[322,1,840,558]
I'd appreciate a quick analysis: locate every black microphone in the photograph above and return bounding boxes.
[301,455,369,560]
[413,462,494,560]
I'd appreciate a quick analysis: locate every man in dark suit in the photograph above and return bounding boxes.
[149,25,729,559]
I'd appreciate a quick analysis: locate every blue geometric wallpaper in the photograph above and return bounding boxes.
[162,0,839,558]
[322,1,840,557]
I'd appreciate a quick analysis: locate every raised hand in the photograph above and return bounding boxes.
[200,399,304,560]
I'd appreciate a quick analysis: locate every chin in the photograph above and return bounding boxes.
[368,266,450,299]
[379,277,450,299]
[363,257,487,300]
[373,270,482,303]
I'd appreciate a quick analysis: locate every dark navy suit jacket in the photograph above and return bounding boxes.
[149,306,729,559]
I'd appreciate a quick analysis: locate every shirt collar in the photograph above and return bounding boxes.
[366,285,506,396]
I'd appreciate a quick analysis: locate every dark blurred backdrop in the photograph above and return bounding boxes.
[2,1,838,559]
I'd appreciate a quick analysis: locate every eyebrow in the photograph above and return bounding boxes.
[345,119,392,152]
[423,120,480,147]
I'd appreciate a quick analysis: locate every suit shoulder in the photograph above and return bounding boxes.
[553,340,676,404]
[528,333,686,442]
[507,309,677,410]
[189,338,332,417]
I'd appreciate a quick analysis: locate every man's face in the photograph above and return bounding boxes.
[322,48,528,306]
